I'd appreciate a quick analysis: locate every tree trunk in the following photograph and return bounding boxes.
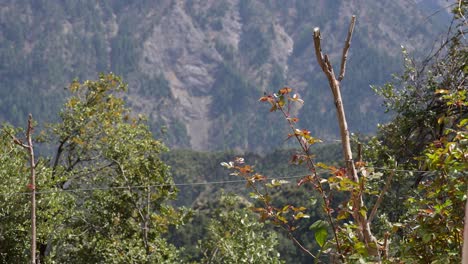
[312,16,380,258]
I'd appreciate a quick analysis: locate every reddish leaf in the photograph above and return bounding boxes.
[278,87,293,95]
[252,173,267,181]
[355,161,366,168]
[286,117,299,123]
[298,175,313,186]
[239,165,253,174]
[334,168,347,177]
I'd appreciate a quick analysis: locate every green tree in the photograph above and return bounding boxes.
[199,194,283,264]
[0,73,185,263]
[397,89,467,263]
[0,124,75,263]
[367,3,467,261]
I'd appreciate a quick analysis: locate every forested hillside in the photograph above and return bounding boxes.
[0,1,466,263]
[0,0,450,151]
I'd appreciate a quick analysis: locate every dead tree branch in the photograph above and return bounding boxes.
[11,114,37,264]
[339,16,356,81]
[313,16,380,259]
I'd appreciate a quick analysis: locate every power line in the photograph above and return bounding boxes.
[0,166,447,197]
[0,174,307,196]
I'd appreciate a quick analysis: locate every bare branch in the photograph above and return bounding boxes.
[338,15,356,81]
[313,27,326,72]
[289,234,317,259]
[313,15,380,258]
[26,114,37,264]
[6,129,29,149]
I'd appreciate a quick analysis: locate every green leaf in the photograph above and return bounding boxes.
[309,220,328,247]
[315,227,327,247]
[293,212,310,220]
[309,197,318,206]
[359,208,367,218]
[277,215,288,224]
[316,162,329,169]
[337,210,350,220]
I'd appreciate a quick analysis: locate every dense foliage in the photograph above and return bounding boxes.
[370,5,467,260]
[0,1,446,151]
[0,2,465,264]
[1,74,186,263]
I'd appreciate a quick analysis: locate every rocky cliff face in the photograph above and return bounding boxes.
[137,0,296,149]
[0,0,450,151]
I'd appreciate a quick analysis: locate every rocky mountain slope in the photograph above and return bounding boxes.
[0,0,450,151]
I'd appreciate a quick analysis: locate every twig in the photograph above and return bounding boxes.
[278,104,343,256]
[10,115,37,264]
[27,115,37,264]
[383,232,389,260]
[313,28,326,73]
[6,118,36,264]
[339,16,356,81]
[289,234,317,259]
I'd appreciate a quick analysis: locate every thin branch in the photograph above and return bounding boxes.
[313,28,341,101]
[6,117,38,264]
[383,232,390,260]
[458,0,466,22]
[339,15,356,81]
[244,170,318,259]
[52,136,70,179]
[368,168,395,224]
[6,129,29,149]
[25,114,37,264]
[313,28,326,72]
[278,104,343,255]
[288,233,317,259]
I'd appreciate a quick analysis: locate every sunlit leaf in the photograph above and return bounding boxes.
[278,87,292,95]
[310,220,328,247]
[293,212,310,220]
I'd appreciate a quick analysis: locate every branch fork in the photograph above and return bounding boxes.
[313,16,381,259]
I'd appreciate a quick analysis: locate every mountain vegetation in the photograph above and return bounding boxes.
[0,0,450,151]
[0,0,466,263]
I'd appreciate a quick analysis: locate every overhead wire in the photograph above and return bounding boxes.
[0,166,445,197]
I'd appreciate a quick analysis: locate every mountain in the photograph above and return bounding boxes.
[0,0,450,151]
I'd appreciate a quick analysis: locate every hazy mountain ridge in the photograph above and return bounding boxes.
[0,0,450,151]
